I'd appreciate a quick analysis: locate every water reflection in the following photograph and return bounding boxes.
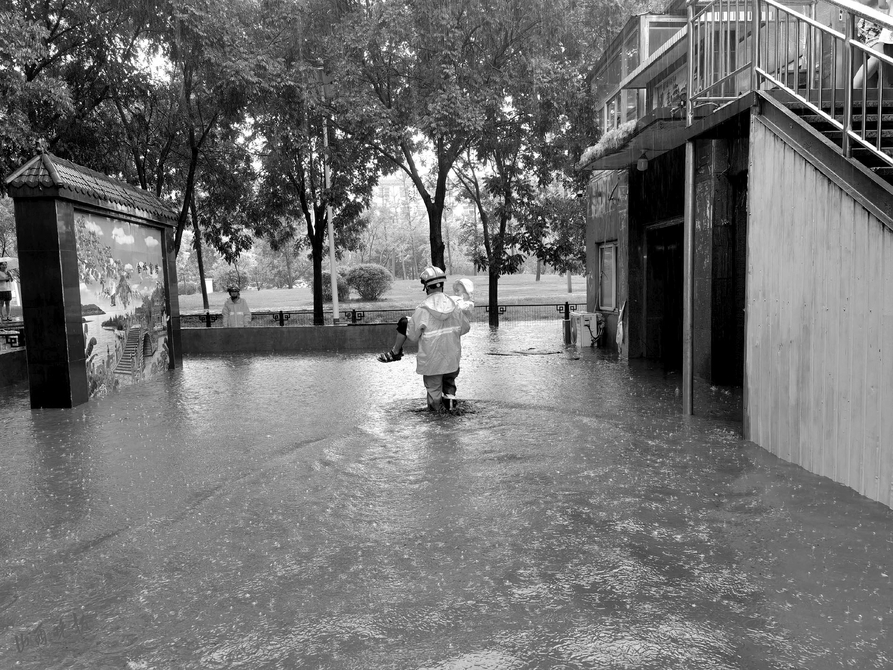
[1,324,891,670]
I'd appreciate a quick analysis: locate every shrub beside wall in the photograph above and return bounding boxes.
[321,272,350,302]
[346,264,394,300]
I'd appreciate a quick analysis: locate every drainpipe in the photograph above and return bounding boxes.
[683,140,695,416]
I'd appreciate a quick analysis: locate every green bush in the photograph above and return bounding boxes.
[321,272,350,302]
[345,264,394,300]
[180,281,199,295]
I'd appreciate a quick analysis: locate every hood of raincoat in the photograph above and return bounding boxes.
[419,292,459,320]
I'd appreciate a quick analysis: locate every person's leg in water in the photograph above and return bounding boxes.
[423,374,446,411]
[441,369,459,410]
[378,316,408,362]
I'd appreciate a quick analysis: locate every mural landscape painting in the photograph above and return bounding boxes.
[74,212,168,397]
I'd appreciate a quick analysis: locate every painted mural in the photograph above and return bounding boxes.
[74,211,168,398]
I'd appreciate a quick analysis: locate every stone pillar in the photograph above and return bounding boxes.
[14,198,88,408]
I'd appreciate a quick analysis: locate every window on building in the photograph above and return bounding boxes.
[622,27,639,78]
[598,243,616,310]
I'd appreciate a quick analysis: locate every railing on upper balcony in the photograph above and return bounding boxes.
[688,0,893,168]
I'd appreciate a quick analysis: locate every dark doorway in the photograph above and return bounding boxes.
[645,223,684,371]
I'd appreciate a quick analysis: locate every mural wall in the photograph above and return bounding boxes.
[74,211,168,397]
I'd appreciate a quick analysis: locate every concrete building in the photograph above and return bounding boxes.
[579,0,893,507]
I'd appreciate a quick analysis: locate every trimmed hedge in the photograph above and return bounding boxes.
[321,272,350,302]
[345,264,394,300]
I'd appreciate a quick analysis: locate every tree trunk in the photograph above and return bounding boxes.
[284,249,294,288]
[427,203,445,269]
[311,240,324,326]
[444,222,452,273]
[536,259,541,281]
[174,142,200,255]
[488,270,499,328]
[190,195,210,312]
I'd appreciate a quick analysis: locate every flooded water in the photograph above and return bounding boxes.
[1,323,892,669]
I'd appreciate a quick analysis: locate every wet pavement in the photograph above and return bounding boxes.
[1,323,892,669]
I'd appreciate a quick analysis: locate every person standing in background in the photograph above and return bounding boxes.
[222,285,251,327]
[0,261,14,322]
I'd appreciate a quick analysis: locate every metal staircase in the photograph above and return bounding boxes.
[775,89,893,186]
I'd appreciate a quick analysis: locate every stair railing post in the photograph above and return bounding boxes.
[688,0,695,125]
[751,0,761,94]
[843,10,855,158]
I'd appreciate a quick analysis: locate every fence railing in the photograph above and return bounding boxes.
[180,303,587,329]
[688,0,893,167]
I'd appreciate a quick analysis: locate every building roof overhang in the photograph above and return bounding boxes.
[578,92,757,172]
[578,107,688,171]
[5,153,179,226]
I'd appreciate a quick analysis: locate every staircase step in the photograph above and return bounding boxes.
[819,128,893,142]
[777,88,893,113]
[851,146,893,168]
[801,113,893,128]
[871,166,893,182]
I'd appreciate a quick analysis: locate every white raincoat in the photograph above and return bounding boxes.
[406,291,473,376]
[222,297,252,327]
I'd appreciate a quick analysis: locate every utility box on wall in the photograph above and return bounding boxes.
[4,153,182,408]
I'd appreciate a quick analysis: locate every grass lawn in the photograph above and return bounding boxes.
[177,272,588,313]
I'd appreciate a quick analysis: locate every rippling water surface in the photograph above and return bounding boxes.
[1,324,892,669]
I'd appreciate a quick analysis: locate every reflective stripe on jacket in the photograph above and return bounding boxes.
[222,298,251,327]
[406,292,473,375]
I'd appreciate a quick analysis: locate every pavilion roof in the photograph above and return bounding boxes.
[5,153,179,224]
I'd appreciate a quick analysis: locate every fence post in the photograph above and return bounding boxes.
[278,310,285,327]
[204,311,212,328]
[563,301,572,344]
[351,309,357,324]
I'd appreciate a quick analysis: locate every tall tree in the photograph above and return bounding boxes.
[252,55,381,323]
[0,198,17,257]
[0,0,146,185]
[450,0,583,325]
[519,189,587,278]
[335,0,508,270]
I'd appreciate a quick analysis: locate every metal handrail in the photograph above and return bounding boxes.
[180,304,590,328]
[688,0,893,169]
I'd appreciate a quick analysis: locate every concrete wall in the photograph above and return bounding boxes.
[181,323,415,355]
[747,113,893,508]
[585,170,628,355]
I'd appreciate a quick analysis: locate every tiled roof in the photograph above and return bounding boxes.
[5,153,179,223]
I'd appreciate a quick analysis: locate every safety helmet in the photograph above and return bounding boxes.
[227,285,240,293]
[419,266,446,290]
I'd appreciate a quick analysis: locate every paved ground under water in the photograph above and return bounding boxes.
[1,324,892,670]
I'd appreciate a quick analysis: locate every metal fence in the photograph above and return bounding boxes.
[180,303,586,328]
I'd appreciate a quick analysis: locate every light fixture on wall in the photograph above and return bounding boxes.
[636,151,649,172]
